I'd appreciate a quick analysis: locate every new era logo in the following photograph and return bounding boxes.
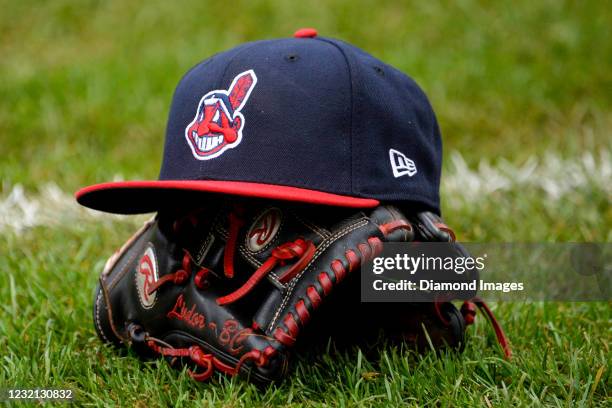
[389,149,417,178]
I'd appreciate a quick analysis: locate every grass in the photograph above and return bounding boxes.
[0,0,610,406]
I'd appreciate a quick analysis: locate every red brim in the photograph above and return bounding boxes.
[75,180,380,214]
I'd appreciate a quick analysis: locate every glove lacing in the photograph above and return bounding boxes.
[128,324,274,382]
[429,221,512,360]
[217,208,316,305]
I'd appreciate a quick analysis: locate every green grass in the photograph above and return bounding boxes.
[0,0,610,406]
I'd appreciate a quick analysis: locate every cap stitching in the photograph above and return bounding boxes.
[188,174,354,194]
[315,38,355,196]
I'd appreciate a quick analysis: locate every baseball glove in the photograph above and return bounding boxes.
[93,200,509,383]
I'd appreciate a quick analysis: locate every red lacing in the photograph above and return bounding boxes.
[223,210,245,278]
[379,219,413,236]
[146,338,275,381]
[460,300,477,325]
[461,298,512,360]
[271,230,387,347]
[425,221,510,359]
[147,252,209,296]
[221,207,316,300]
[194,268,210,289]
[152,207,250,294]
[434,222,456,242]
[217,239,315,305]
[432,297,511,360]
[172,209,204,235]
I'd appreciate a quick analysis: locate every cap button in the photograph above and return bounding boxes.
[294,28,317,38]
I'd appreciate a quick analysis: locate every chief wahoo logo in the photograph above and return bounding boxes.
[185,70,258,160]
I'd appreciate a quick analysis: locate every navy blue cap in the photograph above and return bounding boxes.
[76,29,442,214]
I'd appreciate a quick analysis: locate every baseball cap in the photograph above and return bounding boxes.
[76,28,443,214]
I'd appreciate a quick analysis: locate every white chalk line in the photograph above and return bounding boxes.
[0,150,609,232]
[443,150,611,201]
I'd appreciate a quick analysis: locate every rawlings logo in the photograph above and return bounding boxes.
[247,208,282,252]
[136,245,158,309]
[185,70,258,160]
